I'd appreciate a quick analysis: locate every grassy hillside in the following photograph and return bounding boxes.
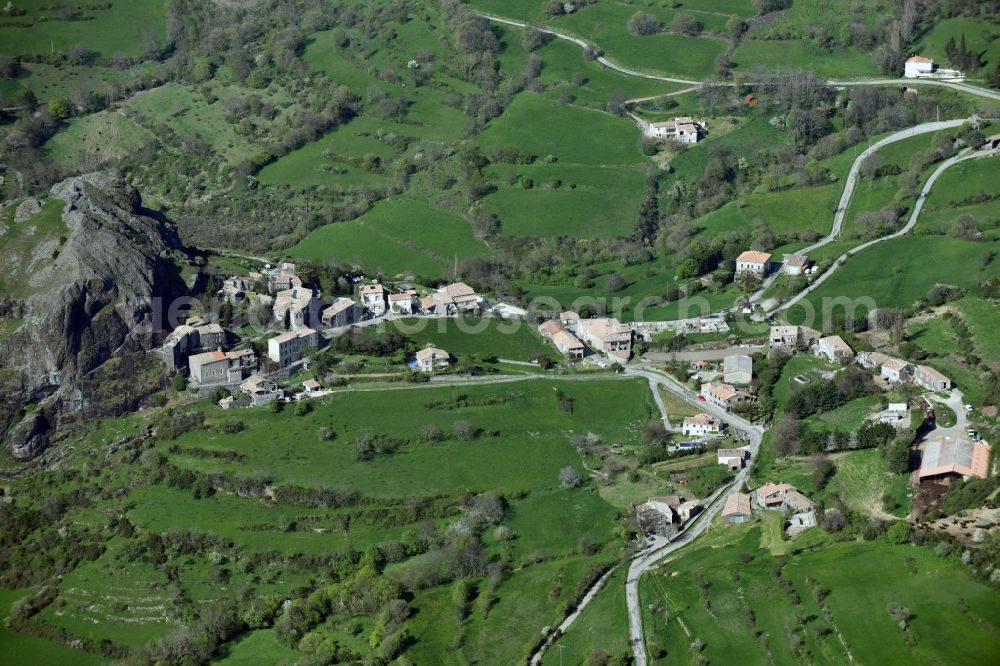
[788,235,1000,318]
[0,0,168,57]
[641,525,1000,666]
[287,197,491,279]
[385,317,557,361]
[475,92,650,238]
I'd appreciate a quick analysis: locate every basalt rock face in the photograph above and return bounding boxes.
[0,173,199,459]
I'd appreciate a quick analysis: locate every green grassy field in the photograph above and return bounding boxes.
[493,24,682,111]
[539,566,631,665]
[286,196,491,279]
[694,184,840,239]
[34,546,174,647]
[0,0,168,57]
[0,589,104,666]
[514,256,743,322]
[731,39,880,77]
[43,109,154,167]
[955,297,1000,361]
[473,0,731,79]
[806,394,883,431]
[385,316,557,361]
[668,115,788,184]
[787,236,1000,320]
[257,116,401,189]
[484,162,647,238]
[123,83,259,163]
[407,554,614,665]
[916,17,1000,79]
[475,92,649,238]
[163,379,654,497]
[477,92,646,167]
[831,448,912,518]
[214,629,299,666]
[641,526,1000,665]
[923,156,1000,208]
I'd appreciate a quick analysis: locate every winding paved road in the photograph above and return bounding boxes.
[774,145,995,314]
[476,13,1000,101]
[623,366,764,666]
[747,118,969,306]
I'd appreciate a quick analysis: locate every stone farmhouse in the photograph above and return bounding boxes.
[538,320,586,360]
[273,286,318,331]
[267,263,302,295]
[768,325,821,350]
[645,117,705,144]
[723,354,753,384]
[914,364,951,392]
[432,282,483,314]
[237,374,284,407]
[701,382,753,411]
[389,290,417,315]
[783,254,810,276]
[682,413,723,437]
[360,283,388,317]
[161,320,226,370]
[816,335,854,363]
[575,317,633,360]
[320,298,359,328]
[717,447,748,470]
[415,345,451,372]
[879,357,913,384]
[636,495,703,534]
[754,483,814,512]
[189,348,257,386]
[735,250,772,276]
[722,492,752,524]
[219,275,253,303]
[268,328,319,366]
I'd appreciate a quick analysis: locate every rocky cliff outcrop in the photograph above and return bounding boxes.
[0,173,200,459]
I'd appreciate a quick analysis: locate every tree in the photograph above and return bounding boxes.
[671,13,700,36]
[634,173,660,241]
[543,0,565,17]
[171,375,188,392]
[898,0,917,45]
[860,153,883,183]
[627,12,661,36]
[47,96,71,118]
[753,0,789,15]
[522,27,552,52]
[192,57,214,82]
[453,420,477,440]
[726,16,747,40]
[989,60,1000,90]
[604,273,626,292]
[774,415,801,457]
[874,44,903,76]
[606,91,627,116]
[559,466,583,488]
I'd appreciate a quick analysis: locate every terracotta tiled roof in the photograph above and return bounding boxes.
[736,250,772,264]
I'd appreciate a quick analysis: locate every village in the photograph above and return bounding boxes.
[156,248,991,547]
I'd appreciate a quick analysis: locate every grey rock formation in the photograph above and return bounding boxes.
[14,197,41,222]
[0,173,199,459]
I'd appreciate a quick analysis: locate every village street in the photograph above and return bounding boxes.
[623,366,764,666]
